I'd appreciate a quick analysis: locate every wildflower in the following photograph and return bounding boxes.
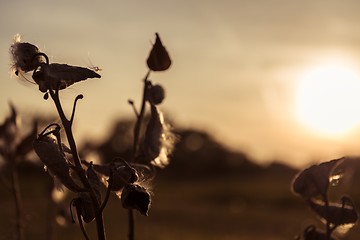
[10,35,43,74]
[146,33,171,71]
[121,183,151,216]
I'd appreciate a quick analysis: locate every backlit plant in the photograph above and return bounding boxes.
[292,157,358,240]
[10,33,175,240]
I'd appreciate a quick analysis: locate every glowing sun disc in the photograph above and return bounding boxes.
[295,64,360,136]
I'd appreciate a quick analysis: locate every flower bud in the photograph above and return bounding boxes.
[146,33,171,71]
[121,184,151,216]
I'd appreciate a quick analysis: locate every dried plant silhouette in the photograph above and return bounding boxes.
[292,157,358,240]
[9,33,175,240]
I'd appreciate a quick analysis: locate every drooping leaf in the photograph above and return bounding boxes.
[146,33,171,71]
[291,158,343,199]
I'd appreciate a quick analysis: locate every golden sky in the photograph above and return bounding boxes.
[2,0,360,167]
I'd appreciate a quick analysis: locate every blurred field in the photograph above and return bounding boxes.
[2,162,360,240]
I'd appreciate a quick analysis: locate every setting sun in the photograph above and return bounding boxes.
[295,63,360,136]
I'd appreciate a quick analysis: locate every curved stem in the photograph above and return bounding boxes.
[48,88,106,240]
[70,94,84,126]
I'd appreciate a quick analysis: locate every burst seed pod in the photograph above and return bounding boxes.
[149,84,165,105]
[142,105,163,162]
[33,135,82,192]
[82,160,138,192]
[291,158,343,199]
[121,183,151,216]
[146,33,172,71]
[10,36,43,73]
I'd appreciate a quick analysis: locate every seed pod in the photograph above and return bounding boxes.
[121,183,151,216]
[32,63,101,92]
[146,33,171,71]
[15,121,37,157]
[149,84,165,105]
[291,158,343,199]
[82,160,138,192]
[10,37,43,73]
[142,105,163,162]
[308,198,358,227]
[33,135,82,192]
[73,193,96,223]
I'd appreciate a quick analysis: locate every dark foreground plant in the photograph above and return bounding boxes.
[292,157,358,240]
[0,103,37,240]
[10,33,175,239]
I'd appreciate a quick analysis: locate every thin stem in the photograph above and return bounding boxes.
[128,70,150,240]
[128,210,135,240]
[70,94,84,126]
[76,207,90,240]
[48,88,106,240]
[10,161,24,240]
[132,70,151,159]
[99,169,114,213]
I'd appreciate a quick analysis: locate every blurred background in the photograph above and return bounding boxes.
[2,0,360,239]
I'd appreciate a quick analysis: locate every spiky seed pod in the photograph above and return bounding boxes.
[73,193,96,223]
[149,84,165,105]
[33,135,82,192]
[121,184,151,216]
[32,63,101,92]
[146,33,171,71]
[10,36,43,73]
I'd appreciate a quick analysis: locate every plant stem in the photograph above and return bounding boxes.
[10,161,24,240]
[128,209,135,240]
[48,89,106,240]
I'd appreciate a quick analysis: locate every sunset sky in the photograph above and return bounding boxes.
[2,0,360,167]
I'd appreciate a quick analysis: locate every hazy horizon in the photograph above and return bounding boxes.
[2,0,360,168]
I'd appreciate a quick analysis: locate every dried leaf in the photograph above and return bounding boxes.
[292,158,343,199]
[146,33,171,71]
[33,63,101,92]
[86,162,101,203]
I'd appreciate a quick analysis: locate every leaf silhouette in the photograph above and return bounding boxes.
[33,63,101,92]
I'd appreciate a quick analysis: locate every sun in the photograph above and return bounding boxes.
[295,63,360,136]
